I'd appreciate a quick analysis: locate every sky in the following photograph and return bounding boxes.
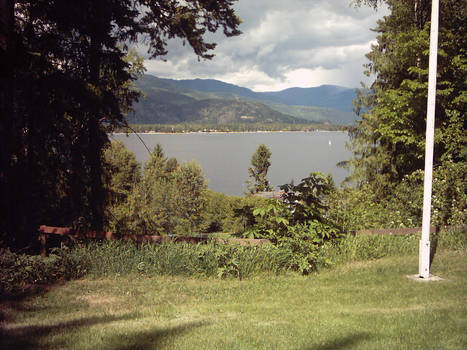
[141,0,389,92]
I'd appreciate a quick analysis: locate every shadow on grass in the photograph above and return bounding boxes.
[0,282,65,323]
[303,333,372,350]
[104,321,207,350]
[0,313,138,349]
[429,228,440,267]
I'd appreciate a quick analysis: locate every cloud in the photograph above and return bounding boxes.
[141,0,388,91]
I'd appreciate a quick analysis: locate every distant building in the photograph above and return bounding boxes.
[254,191,285,200]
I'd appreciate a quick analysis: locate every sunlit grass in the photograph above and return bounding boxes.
[1,250,465,349]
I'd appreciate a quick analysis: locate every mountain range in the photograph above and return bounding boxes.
[128,74,358,125]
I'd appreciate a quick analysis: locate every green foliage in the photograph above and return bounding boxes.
[104,141,142,232]
[246,144,273,194]
[0,240,292,294]
[1,0,241,249]
[0,247,89,296]
[345,0,466,227]
[151,241,291,279]
[241,173,341,273]
[280,172,336,225]
[2,229,465,295]
[324,234,419,266]
[107,144,207,235]
[325,229,467,266]
[329,159,466,231]
[200,191,240,233]
[327,186,417,231]
[430,159,467,226]
[104,141,141,204]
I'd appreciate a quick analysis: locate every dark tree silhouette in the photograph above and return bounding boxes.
[0,0,241,249]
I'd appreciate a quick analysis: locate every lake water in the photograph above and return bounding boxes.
[111,131,351,195]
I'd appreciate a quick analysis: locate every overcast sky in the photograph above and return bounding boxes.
[141,0,388,92]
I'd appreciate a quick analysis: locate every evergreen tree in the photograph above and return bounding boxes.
[173,161,208,234]
[104,141,141,206]
[0,0,241,248]
[246,144,273,194]
[348,0,466,195]
[112,145,208,235]
[345,0,466,226]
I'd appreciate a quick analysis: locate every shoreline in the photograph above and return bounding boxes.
[112,130,347,135]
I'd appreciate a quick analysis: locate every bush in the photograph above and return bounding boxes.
[328,160,467,232]
[236,173,342,274]
[324,234,419,266]
[0,247,90,296]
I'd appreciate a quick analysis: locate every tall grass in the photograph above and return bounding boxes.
[74,240,292,279]
[1,229,465,296]
[324,229,465,266]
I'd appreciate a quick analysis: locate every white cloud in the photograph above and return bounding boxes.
[141,0,388,91]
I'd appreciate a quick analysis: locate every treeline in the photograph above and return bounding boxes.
[0,1,241,250]
[105,140,347,273]
[344,0,466,229]
[118,123,347,133]
[104,141,269,236]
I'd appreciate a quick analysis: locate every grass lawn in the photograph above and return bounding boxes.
[1,250,465,349]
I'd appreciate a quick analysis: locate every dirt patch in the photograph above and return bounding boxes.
[76,294,122,306]
[354,305,426,314]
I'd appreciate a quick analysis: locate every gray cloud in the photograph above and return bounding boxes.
[141,0,388,91]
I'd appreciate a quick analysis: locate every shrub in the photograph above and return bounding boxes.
[0,247,90,296]
[236,173,342,274]
[328,160,467,232]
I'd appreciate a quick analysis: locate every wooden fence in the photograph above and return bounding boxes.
[38,225,270,257]
[355,225,465,236]
[38,224,465,257]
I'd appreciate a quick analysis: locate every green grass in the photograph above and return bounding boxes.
[1,250,465,349]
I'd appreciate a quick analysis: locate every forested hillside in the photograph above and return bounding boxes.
[128,74,357,125]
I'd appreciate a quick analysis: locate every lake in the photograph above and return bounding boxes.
[111,131,351,195]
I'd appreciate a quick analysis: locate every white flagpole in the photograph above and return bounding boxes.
[419,0,439,278]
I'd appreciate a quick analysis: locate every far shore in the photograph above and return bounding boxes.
[112,129,347,135]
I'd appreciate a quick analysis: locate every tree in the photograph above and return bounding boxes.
[246,144,273,194]
[172,161,207,234]
[104,141,141,206]
[345,0,466,226]
[348,0,465,192]
[108,144,208,235]
[103,141,141,232]
[0,0,241,249]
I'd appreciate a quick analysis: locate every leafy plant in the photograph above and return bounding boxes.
[240,173,342,273]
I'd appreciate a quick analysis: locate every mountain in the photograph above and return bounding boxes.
[166,77,356,112]
[258,85,356,112]
[167,78,259,100]
[127,74,358,125]
[129,75,306,124]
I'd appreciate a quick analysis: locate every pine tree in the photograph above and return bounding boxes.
[246,144,273,194]
[0,0,241,248]
[348,0,466,196]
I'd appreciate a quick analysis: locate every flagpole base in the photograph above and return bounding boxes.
[418,239,431,278]
[407,274,444,282]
